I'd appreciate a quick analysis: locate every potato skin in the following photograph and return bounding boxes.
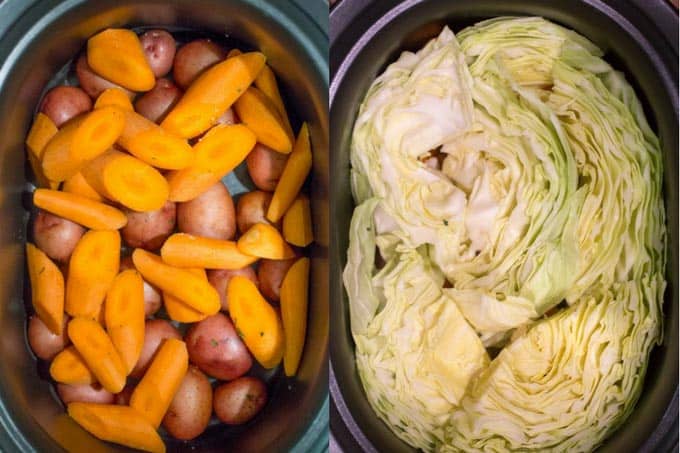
[139,29,176,78]
[246,143,288,192]
[57,383,115,405]
[213,376,267,425]
[172,39,226,89]
[133,78,182,123]
[236,190,280,234]
[257,258,297,302]
[33,210,86,263]
[207,267,258,311]
[119,256,162,317]
[162,366,212,440]
[121,200,176,251]
[27,315,69,360]
[185,313,252,380]
[130,319,182,378]
[75,54,134,99]
[216,107,238,125]
[114,383,136,405]
[177,182,236,240]
[39,86,92,127]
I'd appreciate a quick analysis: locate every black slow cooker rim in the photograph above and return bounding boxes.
[329,1,679,452]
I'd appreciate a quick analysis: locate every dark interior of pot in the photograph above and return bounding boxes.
[330,0,678,452]
[0,0,328,451]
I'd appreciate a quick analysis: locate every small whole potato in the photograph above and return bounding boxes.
[119,256,162,317]
[121,200,176,250]
[114,383,136,405]
[213,377,267,425]
[257,258,297,302]
[139,29,176,78]
[75,54,134,99]
[216,107,238,125]
[27,315,69,361]
[134,78,182,123]
[33,210,86,263]
[177,182,236,240]
[236,190,281,234]
[39,85,92,127]
[57,383,115,405]
[246,143,288,191]
[173,39,226,89]
[185,313,252,380]
[130,319,182,378]
[207,267,258,311]
[162,366,212,440]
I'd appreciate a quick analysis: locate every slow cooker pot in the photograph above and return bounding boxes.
[0,0,329,451]
[329,0,678,452]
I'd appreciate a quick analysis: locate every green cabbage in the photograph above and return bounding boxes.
[345,17,665,452]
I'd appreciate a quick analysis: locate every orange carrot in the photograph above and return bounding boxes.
[25,112,59,189]
[266,123,312,222]
[66,230,120,319]
[94,88,134,111]
[254,64,294,140]
[33,189,127,230]
[237,223,295,260]
[282,194,314,247]
[164,268,209,323]
[165,124,256,202]
[161,52,265,138]
[105,270,145,374]
[228,276,284,368]
[234,86,293,153]
[26,243,64,334]
[160,233,257,269]
[130,338,188,427]
[50,346,97,385]
[81,149,169,212]
[280,257,310,376]
[87,29,155,91]
[62,171,103,201]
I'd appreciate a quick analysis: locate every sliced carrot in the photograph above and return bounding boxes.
[117,110,193,170]
[94,88,134,111]
[81,149,169,212]
[68,317,127,393]
[267,123,312,222]
[132,249,220,315]
[26,243,64,334]
[41,107,125,182]
[164,268,209,323]
[226,48,242,58]
[160,233,257,270]
[282,194,314,247]
[33,189,127,230]
[130,338,188,428]
[87,29,155,91]
[50,346,97,385]
[228,276,284,369]
[165,124,256,202]
[66,230,120,319]
[280,257,310,376]
[106,270,145,374]
[161,52,265,138]
[62,171,103,201]
[237,223,295,260]
[25,112,59,189]
[67,403,166,453]
[234,87,293,153]
[254,64,294,140]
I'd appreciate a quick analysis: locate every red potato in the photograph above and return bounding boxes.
[130,319,182,379]
[75,54,134,100]
[236,190,280,234]
[114,383,136,405]
[172,39,226,89]
[119,256,162,317]
[207,267,258,311]
[33,210,86,263]
[177,182,236,240]
[57,383,115,405]
[246,143,288,191]
[139,29,176,78]
[133,78,182,123]
[121,200,176,251]
[213,376,267,425]
[162,366,212,440]
[216,108,238,125]
[185,313,252,380]
[258,258,297,302]
[39,86,92,127]
[27,315,69,361]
